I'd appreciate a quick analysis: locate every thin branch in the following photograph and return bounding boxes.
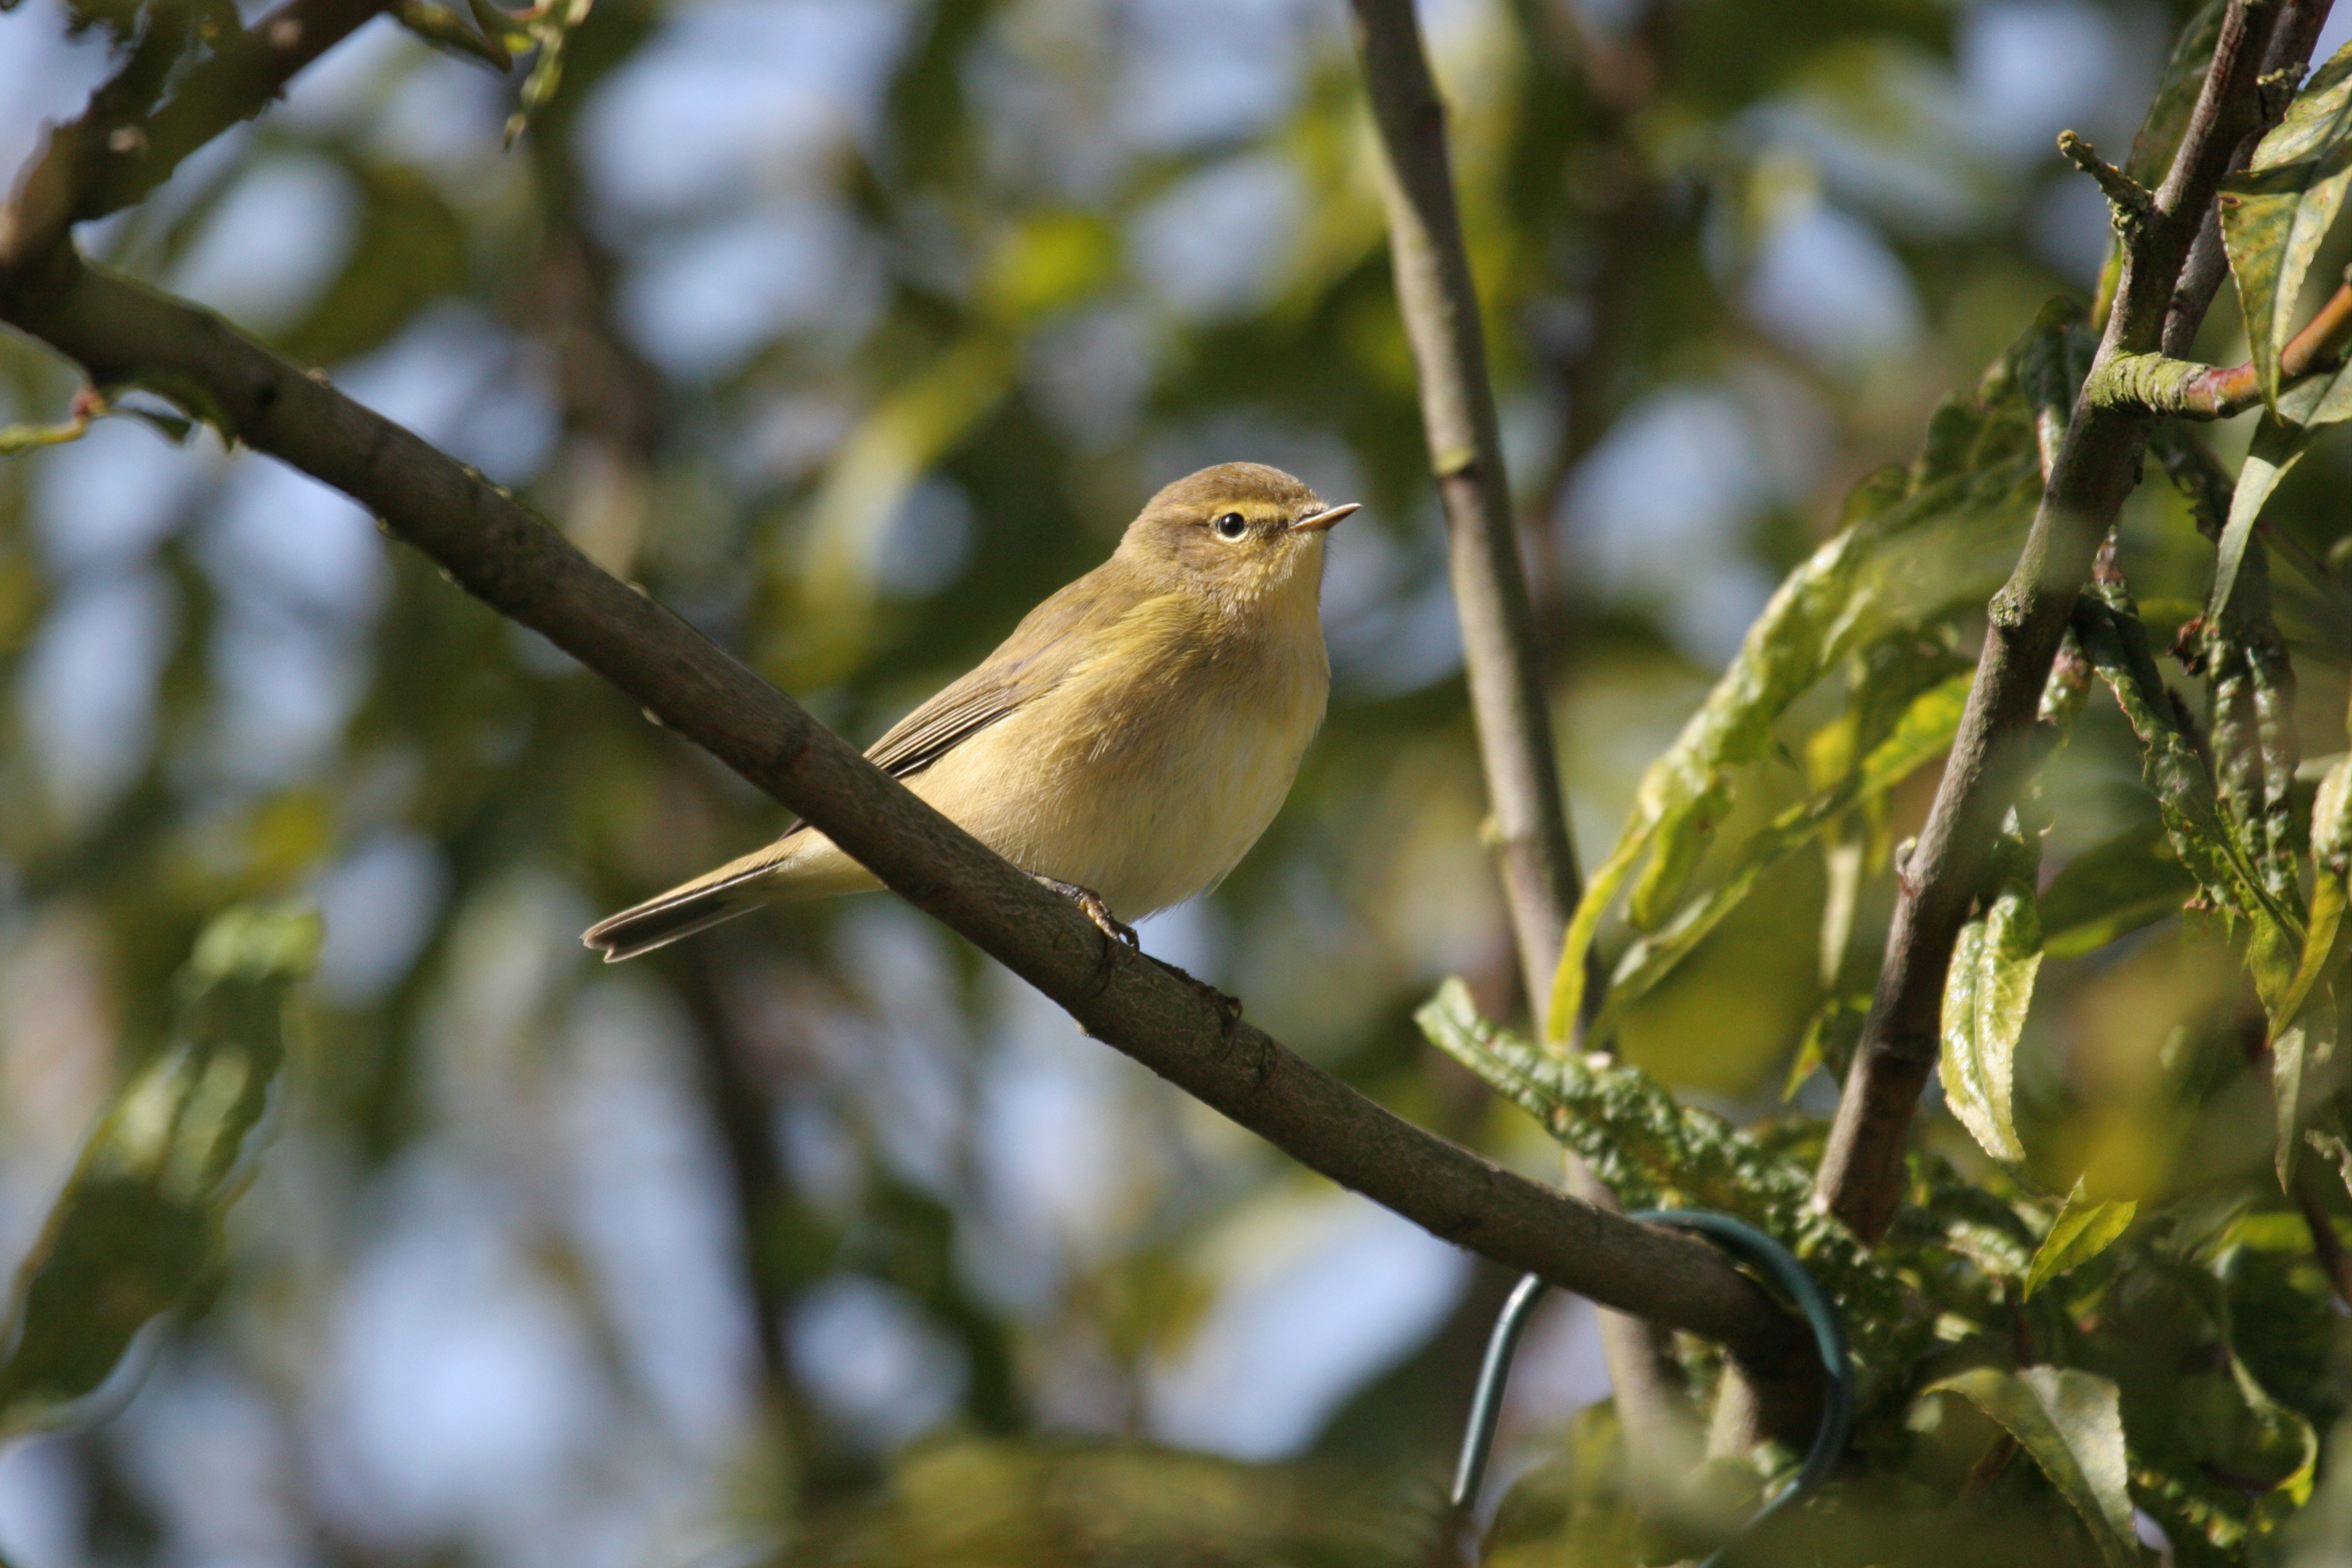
[0,254,1817,1401]
[0,0,394,279]
[1346,0,1713,1451]
[1347,0,1584,1020]
[2092,277,2352,418]
[1811,0,2320,1244]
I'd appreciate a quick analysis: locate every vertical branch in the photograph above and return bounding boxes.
[1812,0,2318,1243]
[1348,0,1582,1017]
[1346,0,1722,1462]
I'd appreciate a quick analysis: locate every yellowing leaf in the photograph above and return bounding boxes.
[2023,1179,2136,1300]
[2219,38,2352,409]
[1939,831,2041,1168]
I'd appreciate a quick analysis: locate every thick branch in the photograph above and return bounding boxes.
[1812,0,2315,1243]
[0,254,1814,1392]
[2092,278,2352,417]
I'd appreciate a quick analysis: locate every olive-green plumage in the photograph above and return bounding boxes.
[583,462,1357,961]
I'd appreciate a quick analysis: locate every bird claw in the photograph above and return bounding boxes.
[1032,876,1140,977]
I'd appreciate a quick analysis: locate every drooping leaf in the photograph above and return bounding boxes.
[2218,38,2352,409]
[1939,825,2042,1169]
[2038,820,2196,959]
[1549,311,2067,1039]
[2071,595,2300,950]
[0,904,319,1430]
[1924,1367,2138,1568]
[1593,672,1970,1035]
[2208,413,2312,632]
[2022,1180,2136,1300]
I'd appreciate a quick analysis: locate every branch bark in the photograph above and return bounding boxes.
[1812,0,2323,1243]
[0,252,1816,1399]
[1346,0,1721,1459]
[2090,277,2352,418]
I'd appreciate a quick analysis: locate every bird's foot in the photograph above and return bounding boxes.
[1032,876,1140,968]
[1152,957,1244,1045]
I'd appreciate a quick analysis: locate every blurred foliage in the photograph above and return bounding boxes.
[1,0,2352,1565]
[0,904,315,1429]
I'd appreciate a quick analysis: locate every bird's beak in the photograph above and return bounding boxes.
[1289,502,1360,534]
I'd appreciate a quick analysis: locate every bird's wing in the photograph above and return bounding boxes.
[766,567,1157,846]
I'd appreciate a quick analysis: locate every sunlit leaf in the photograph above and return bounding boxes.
[1417,979,1903,1348]
[2022,1180,2135,1300]
[1924,1367,2137,1568]
[2209,413,2312,631]
[2219,38,2352,409]
[1939,825,2041,1169]
[1549,311,2067,1039]
[0,903,319,1430]
[1594,673,1969,1034]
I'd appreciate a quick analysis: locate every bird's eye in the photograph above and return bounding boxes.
[1214,512,1248,540]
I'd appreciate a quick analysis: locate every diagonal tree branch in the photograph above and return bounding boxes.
[0,251,1816,1399]
[1812,0,2326,1243]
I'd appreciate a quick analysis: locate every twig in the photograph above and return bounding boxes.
[0,0,393,280]
[1346,0,1713,1452]
[0,254,1817,1400]
[2293,1169,2352,1310]
[2090,277,2352,418]
[1811,0,2313,1244]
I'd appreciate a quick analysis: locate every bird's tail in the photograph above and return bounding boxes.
[583,841,797,962]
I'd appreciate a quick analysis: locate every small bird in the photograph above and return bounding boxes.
[583,462,1357,963]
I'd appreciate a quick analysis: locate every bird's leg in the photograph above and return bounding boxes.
[1031,875,1140,952]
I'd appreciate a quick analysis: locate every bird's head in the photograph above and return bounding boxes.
[1116,462,1358,609]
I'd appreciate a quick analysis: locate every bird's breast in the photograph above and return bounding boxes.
[909,595,1328,918]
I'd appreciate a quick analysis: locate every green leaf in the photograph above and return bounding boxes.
[1939,828,2042,1168]
[0,903,320,1430]
[2071,596,2298,942]
[2124,3,2224,186]
[2220,38,2352,409]
[1592,672,1969,1034]
[2208,413,2310,632]
[2039,820,2197,958]
[1924,1367,2139,1568]
[1549,311,2064,1040]
[2022,1180,2136,1300]
[1417,979,1904,1358]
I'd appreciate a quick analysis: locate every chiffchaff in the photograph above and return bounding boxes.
[583,462,1357,961]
